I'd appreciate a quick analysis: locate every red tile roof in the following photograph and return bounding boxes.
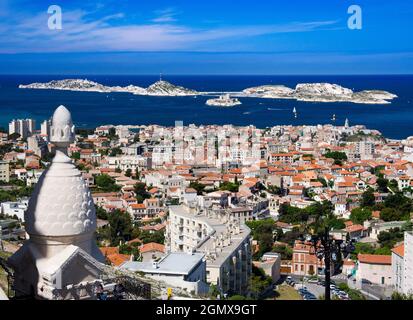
[139,242,165,254]
[392,244,404,258]
[358,254,391,265]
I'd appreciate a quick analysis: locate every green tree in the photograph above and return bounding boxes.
[249,265,273,299]
[189,181,206,195]
[380,207,403,222]
[350,207,372,224]
[134,182,150,203]
[392,292,413,300]
[109,147,122,157]
[377,177,389,192]
[267,185,282,195]
[219,181,239,192]
[361,188,375,208]
[107,209,133,246]
[125,169,132,177]
[272,244,293,260]
[323,151,347,165]
[95,205,108,220]
[71,152,80,160]
[95,174,121,192]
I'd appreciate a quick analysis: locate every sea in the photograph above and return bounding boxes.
[0,75,412,140]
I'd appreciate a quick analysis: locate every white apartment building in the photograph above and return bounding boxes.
[404,232,413,295]
[167,204,252,295]
[27,135,47,157]
[120,252,209,295]
[392,232,413,295]
[9,119,35,139]
[0,198,29,221]
[347,141,375,161]
[107,155,151,172]
[392,243,404,294]
[356,254,392,286]
[41,119,51,138]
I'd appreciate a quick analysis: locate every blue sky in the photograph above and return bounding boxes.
[0,0,412,74]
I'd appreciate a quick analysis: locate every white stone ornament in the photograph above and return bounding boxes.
[9,105,105,300]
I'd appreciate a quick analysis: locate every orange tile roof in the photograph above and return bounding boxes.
[100,247,118,256]
[131,203,146,209]
[372,211,381,218]
[139,242,165,254]
[345,224,365,233]
[107,253,131,266]
[392,244,404,258]
[358,254,391,265]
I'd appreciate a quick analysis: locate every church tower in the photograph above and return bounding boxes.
[8,105,105,299]
[344,118,349,128]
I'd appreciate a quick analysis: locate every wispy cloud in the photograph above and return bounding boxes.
[151,8,180,23]
[0,6,339,53]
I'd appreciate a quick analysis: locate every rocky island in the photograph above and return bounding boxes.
[206,94,242,107]
[19,79,397,104]
[242,83,397,104]
[19,79,198,97]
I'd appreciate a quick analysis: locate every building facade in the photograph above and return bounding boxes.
[0,160,10,182]
[167,204,252,295]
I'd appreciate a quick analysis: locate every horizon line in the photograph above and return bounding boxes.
[1,73,413,76]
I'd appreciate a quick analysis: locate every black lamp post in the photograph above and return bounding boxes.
[308,227,355,301]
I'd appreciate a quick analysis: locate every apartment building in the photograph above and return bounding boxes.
[167,204,252,295]
[392,232,413,295]
[0,160,10,182]
[9,119,35,139]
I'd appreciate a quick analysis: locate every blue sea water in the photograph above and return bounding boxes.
[0,75,412,139]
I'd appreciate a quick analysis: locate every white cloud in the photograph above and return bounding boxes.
[0,7,339,53]
[151,8,179,23]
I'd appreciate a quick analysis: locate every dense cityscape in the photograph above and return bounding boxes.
[1,106,412,300]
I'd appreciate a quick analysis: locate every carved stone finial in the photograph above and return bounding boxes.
[50,105,75,149]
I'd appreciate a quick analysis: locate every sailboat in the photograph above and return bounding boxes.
[293,107,297,118]
[331,114,336,122]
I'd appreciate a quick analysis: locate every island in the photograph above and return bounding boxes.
[19,79,198,97]
[206,94,242,107]
[19,79,397,104]
[242,83,397,104]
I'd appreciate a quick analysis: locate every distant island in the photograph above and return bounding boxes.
[19,79,198,97]
[19,79,397,104]
[241,83,398,104]
[206,94,242,107]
